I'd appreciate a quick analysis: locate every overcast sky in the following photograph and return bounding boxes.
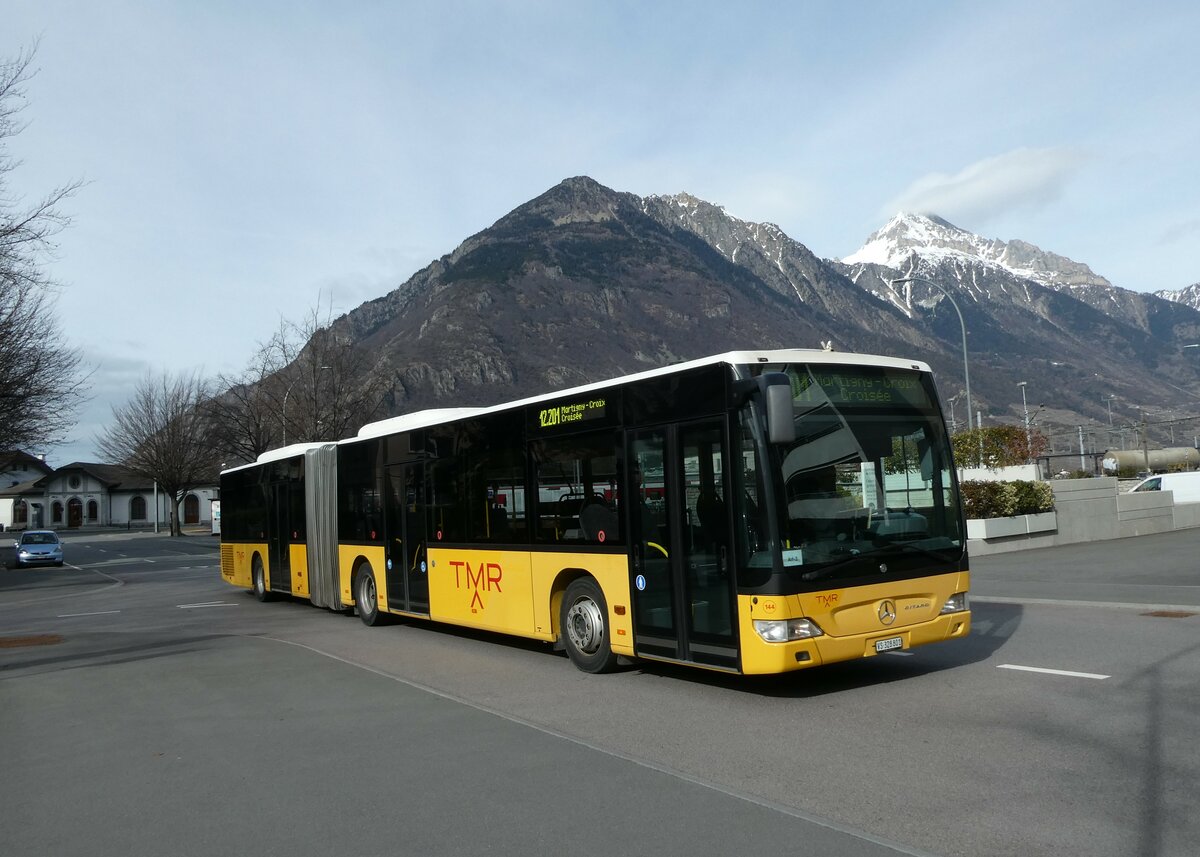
[6,0,1199,466]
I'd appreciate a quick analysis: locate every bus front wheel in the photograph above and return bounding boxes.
[356,565,389,626]
[560,578,618,674]
[251,556,272,602]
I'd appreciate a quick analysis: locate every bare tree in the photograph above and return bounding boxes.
[274,307,392,443]
[0,44,87,450]
[204,341,281,465]
[97,372,221,536]
[205,302,392,462]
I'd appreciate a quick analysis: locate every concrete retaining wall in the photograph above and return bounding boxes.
[967,477,1200,556]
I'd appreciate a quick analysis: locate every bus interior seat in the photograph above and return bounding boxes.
[579,500,619,542]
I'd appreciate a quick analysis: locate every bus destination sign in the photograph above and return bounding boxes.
[534,396,609,431]
[794,369,925,407]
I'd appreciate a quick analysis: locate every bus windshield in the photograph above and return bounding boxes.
[761,363,963,583]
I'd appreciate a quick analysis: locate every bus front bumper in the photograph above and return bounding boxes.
[737,610,971,675]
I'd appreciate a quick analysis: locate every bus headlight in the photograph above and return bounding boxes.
[940,592,969,614]
[753,618,824,643]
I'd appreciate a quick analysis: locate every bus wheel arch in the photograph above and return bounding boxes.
[251,553,272,602]
[339,556,371,615]
[558,573,619,674]
[354,559,389,626]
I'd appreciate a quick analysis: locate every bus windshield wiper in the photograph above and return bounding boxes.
[798,552,866,582]
[871,537,958,562]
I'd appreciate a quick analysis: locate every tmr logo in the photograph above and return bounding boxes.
[450,560,503,613]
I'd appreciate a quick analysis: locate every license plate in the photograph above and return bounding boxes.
[875,636,903,653]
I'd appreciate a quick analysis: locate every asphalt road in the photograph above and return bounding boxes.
[2,529,1198,856]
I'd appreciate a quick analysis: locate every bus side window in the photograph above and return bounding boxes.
[532,431,622,545]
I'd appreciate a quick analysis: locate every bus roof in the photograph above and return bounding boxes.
[221,441,333,476]
[347,348,931,445]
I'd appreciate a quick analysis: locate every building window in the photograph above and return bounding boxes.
[52,501,63,524]
[68,474,82,490]
[14,500,27,525]
[130,496,147,521]
[87,500,98,522]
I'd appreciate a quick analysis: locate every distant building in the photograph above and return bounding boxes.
[1,450,54,487]
[0,451,56,531]
[0,455,217,531]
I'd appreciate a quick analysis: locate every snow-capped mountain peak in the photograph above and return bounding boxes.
[842,212,1111,291]
[1155,282,1200,313]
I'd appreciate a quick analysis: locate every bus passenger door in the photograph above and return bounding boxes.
[384,463,429,615]
[628,421,738,670]
[267,483,291,595]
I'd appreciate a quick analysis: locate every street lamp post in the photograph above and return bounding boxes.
[894,275,972,432]
[1017,381,1031,461]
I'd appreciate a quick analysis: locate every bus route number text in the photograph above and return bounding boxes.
[539,398,606,429]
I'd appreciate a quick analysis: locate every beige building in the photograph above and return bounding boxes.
[0,455,216,531]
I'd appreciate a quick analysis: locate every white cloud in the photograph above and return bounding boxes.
[882,148,1086,225]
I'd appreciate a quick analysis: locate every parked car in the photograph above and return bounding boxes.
[10,530,65,569]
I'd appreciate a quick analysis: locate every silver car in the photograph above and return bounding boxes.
[11,530,65,568]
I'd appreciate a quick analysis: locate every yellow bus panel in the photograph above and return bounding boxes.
[530,553,635,657]
[338,545,385,608]
[737,571,970,675]
[220,541,263,590]
[415,548,635,655]
[428,548,535,636]
[290,544,310,598]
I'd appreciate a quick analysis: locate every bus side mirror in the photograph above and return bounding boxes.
[764,376,796,445]
[733,372,795,444]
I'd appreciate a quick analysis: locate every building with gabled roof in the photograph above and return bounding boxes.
[0,458,216,531]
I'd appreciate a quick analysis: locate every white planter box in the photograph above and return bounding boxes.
[967,511,1057,540]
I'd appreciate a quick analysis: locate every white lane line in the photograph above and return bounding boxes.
[57,610,122,618]
[998,664,1110,680]
[177,602,239,609]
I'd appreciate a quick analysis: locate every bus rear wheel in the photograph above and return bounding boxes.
[560,578,618,674]
[251,556,272,602]
[356,565,389,626]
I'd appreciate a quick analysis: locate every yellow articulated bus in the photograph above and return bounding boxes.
[220,349,970,675]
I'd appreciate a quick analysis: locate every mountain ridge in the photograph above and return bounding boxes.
[315,177,1200,449]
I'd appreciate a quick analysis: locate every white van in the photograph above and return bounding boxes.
[1129,471,1200,504]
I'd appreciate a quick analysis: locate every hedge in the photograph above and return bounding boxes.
[960,480,1054,519]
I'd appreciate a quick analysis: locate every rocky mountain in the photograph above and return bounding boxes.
[1156,282,1200,313]
[333,178,938,412]
[837,212,1200,440]
[319,179,1200,451]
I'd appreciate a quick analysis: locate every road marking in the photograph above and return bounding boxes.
[57,610,122,618]
[997,663,1109,680]
[177,602,238,609]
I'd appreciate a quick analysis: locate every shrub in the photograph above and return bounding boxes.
[960,480,1053,519]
